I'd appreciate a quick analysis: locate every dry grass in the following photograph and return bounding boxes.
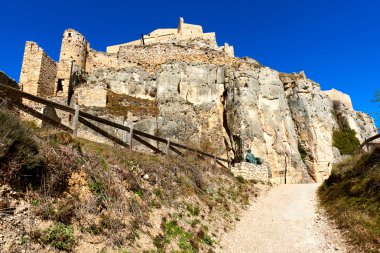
[318,146,380,252]
[0,109,259,252]
[106,91,159,117]
[0,109,44,188]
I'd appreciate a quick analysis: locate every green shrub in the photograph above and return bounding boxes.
[298,143,307,161]
[88,177,104,197]
[235,176,245,183]
[186,203,200,216]
[41,223,75,251]
[332,128,360,155]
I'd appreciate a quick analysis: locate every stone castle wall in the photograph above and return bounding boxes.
[117,44,237,72]
[19,41,57,98]
[37,50,57,96]
[20,19,234,104]
[106,18,230,55]
[55,29,88,97]
[20,42,44,96]
[85,49,118,73]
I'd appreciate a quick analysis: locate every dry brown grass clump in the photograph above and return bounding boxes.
[0,109,44,188]
[106,90,159,117]
[319,146,380,252]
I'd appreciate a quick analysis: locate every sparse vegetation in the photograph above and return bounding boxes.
[332,128,360,155]
[298,142,307,161]
[0,109,44,187]
[318,146,380,252]
[0,108,259,252]
[41,223,75,251]
[153,218,214,252]
[106,91,159,117]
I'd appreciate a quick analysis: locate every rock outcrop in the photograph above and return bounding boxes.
[17,24,378,184]
[72,54,377,183]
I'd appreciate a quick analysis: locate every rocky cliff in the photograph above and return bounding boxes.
[71,40,377,184]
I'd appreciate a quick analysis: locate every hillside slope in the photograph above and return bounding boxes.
[318,147,380,252]
[0,108,263,253]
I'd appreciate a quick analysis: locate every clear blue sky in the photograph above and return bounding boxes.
[1,0,379,127]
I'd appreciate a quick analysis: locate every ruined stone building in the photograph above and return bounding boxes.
[19,17,234,105]
[18,18,377,184]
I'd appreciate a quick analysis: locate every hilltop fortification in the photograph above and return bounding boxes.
[18,18,377,183]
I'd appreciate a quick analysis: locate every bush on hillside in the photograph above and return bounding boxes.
[318,146,380,251]
[332,128,360,155]
[0,109,44,186]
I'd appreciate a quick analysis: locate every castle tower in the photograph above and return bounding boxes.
[19,41,57,100]
[55,29,89,103]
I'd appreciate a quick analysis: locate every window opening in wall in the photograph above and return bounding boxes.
[68,33,72,37]
[57,79,63,93]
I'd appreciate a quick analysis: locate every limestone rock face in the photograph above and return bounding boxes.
[224,65,310,183]
[332,101,378,143]
[324,89,353,110]
[281,73,337,181]
[72,50,377,184]
[156,63,227,154]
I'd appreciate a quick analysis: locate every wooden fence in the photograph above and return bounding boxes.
[359,133,380,150]
[0,83,231,169]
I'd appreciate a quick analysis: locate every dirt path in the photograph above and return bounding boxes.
[219,184,349,253]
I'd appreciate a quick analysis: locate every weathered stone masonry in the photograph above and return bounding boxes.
[20,18,232,105]
[19,42,57,98]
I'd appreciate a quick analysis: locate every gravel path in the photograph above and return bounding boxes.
[219,184,349,253]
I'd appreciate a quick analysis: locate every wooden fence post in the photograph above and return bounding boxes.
[123,121,128,143]
[128,124,134,150]
[166,139,171,155]
[72,105,80,136]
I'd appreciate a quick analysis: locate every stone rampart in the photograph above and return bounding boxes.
[37,50,57,96]
[105,18,232,55]
[85,49,118,73]
[118,44,237,72]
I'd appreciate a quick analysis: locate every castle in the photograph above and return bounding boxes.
[16,17,378,184]
[19,17,234,105]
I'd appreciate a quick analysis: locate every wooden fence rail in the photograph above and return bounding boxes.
[0,83,231,169]
[359,133,380,150]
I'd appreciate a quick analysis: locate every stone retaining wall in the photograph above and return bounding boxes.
[231,162,271,182]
